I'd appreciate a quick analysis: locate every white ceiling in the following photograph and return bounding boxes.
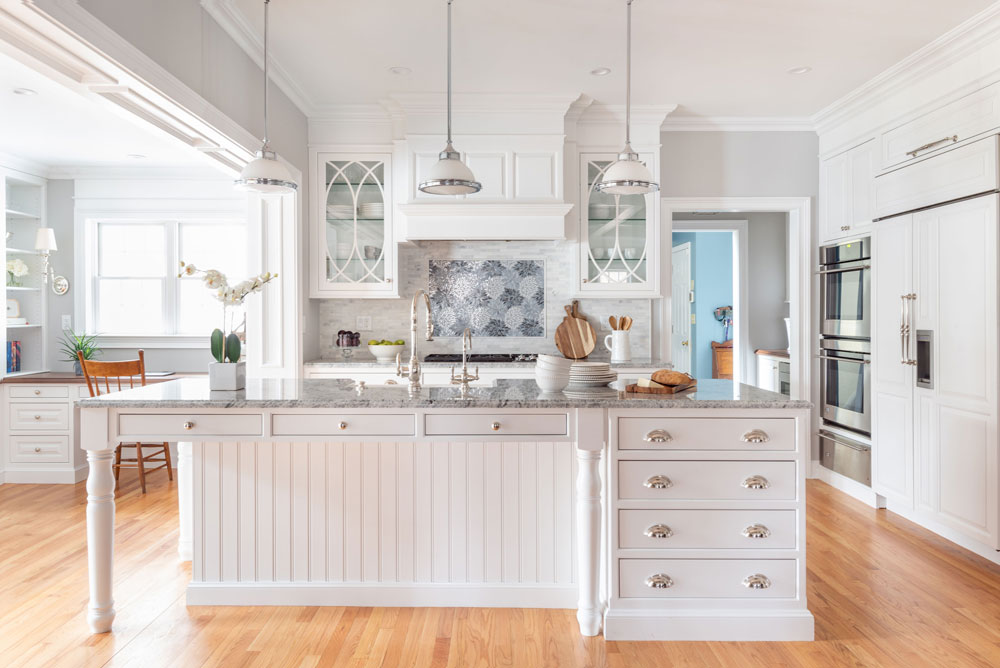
[222,0,997,118]
[0,50,220,173]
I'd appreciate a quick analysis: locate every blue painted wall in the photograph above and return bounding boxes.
[672,231,733,378]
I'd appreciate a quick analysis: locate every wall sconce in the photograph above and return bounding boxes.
[34,228,70,296]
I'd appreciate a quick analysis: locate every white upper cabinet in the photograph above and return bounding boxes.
[819,139,876,244]
[576,152,660,297]
[310,151,397,298]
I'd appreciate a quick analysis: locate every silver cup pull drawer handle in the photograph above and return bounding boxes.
[644,524,673,539]
[742,524,771,539]
[741,475,770,490]
[643,429,672,443]
[183,421,195,430]
[740,429,769,444]
[645,573,674,589]
[33,415,41,420]
[743,574,772,590]
[643,475,673,489]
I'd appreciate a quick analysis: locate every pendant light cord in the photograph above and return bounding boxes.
[262,0,271,149]
[447,0,453,145]
[625,0,632,148]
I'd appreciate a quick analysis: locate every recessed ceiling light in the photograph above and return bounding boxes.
[590,67,612,77]
[12,88,36,96]
[388,66,412,76]
[787,66,812,75]
[127,154,147,159]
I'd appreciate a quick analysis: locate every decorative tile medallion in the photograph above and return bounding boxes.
[428,260,545,337]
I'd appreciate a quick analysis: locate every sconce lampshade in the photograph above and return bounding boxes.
[34,227,58,252]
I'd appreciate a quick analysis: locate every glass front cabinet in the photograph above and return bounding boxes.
[578,152,659,297]
[311,152,397,298]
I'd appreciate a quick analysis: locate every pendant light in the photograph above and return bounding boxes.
[596,0,658,196]
[418,0,481,196]
[235,0,298,194]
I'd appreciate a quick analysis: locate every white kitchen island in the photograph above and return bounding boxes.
[78,378,813,641]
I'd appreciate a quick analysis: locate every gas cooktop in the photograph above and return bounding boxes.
[423,353,538,364]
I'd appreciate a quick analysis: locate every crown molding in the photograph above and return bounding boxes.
[660,116,815,132]
[46,165,230,180]
[0,152,51,179]
[200,0,316,117]
[812,1,1000,134]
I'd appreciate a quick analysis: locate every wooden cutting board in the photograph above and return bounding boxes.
[554,300,596,359]
[626,379,698,395]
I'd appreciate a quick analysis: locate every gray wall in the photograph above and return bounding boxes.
[45,179,74,369]
[77,0,318,366]
[661,132,819,198]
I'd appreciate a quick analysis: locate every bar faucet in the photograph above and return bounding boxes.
[450,327,479,391]
[396,289,434,392]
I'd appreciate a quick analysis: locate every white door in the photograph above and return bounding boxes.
[913,195,998,547]
[871,213,914,508]
[671,243,692,374]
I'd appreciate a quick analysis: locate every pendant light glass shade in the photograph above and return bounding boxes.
[419,0,481,196]
[596,0,658,196]
[234,0,298,194]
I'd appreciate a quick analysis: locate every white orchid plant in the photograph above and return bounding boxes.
[6,258,29,287]
[178,261,278,364]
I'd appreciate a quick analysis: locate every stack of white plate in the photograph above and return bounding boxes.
[327,204,355,219]
[568,361,617,388]
[535,354,573,392]
[359,202,385,219]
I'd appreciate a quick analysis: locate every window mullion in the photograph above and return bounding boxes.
[166,221,179,335]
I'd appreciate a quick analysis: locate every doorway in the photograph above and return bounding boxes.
[670,243,692,373]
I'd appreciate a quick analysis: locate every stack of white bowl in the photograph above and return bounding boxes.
[535,354,573,392]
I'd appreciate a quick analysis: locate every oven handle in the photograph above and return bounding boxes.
[817,355,871,365]
[818,430,870,452]
[816,264,871,275]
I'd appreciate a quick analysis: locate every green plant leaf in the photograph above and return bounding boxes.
[59,330,102,362]
[226,333,241,363]
[210,329,224,363]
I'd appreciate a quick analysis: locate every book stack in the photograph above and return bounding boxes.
[6,340,21,373]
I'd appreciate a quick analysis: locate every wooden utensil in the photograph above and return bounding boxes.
[622,316,633,331]
[609,316,618,331]
[555,302,597,359]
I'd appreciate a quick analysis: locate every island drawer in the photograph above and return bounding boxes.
[618,460,797,501]
[424,413,568,436]
[271,413,415,436]
[618,417,795,451]
[619,558,797,599]
[8,385,70,400]
[118,414,263,437]
[8,403,69,431]
[9,435,70,463]
[618,509,797,550]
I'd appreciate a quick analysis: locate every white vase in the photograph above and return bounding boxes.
[209,361,246,391]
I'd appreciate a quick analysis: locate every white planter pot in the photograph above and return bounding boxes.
[209,361,246,391]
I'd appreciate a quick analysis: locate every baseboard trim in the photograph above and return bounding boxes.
[187,583,578,608]
[884,502,1000,566]
[2,468,84,484]
[603,609,815,641]
[810,460,879,507]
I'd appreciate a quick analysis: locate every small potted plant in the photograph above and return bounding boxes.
[179,262,277,390]
[59,330,101,375]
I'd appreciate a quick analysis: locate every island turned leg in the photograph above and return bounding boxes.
[576,447,603,636]
[177,441,193,561]
[85,448,116,633]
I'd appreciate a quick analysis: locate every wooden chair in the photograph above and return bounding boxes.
[78,350,172,494]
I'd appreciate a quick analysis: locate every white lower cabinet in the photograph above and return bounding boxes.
[3,383,86,483]
[605,409,812,641]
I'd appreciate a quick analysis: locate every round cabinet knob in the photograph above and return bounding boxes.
[645,573,674,589]
[644,524,673,539]
[182,421,195,430]
[740,429,770,444]
[742,524,771,539]
[644,475,673,490]
[741,475,770,490]
[338,421,348,430]
[34,389,41,395]
[643,429,672,444]
[742,574,772,590]
[490,421,501,432]
[34,447,41,453]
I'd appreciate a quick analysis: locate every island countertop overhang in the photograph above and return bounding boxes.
[76,377,811,410]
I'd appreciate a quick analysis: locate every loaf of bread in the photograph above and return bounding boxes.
[650,369,693,386]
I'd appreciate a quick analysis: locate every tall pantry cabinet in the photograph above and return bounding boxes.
[872,193,998,550]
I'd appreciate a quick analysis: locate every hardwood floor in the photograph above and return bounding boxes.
[1,477,999,668]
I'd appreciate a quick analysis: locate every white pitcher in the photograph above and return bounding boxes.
[604,330,631,362]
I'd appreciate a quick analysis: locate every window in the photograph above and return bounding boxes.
[88,220,246,337]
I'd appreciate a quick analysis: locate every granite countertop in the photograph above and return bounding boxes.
[305,354,672,370]
[77,377,809,410]
[1,371,205,384]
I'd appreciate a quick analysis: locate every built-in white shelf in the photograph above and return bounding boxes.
[3,369,44,378]
[6,323,42,329]
[5,286,39,292]
[5,208,41,219]
[4,247,35,255]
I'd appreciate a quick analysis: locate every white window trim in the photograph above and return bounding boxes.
[75,207,247,348]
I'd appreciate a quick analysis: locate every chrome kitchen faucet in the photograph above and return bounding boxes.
[396,289,434,393]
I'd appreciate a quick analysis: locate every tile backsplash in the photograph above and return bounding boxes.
[318,241,653,358]
[428,259,546,337]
